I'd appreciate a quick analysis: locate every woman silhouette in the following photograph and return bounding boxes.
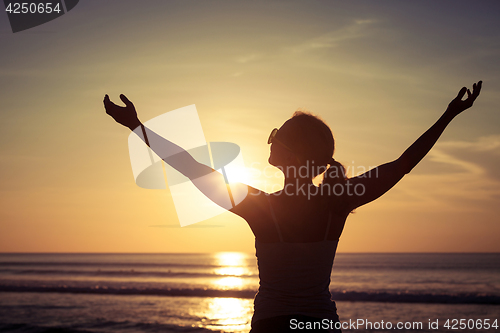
[104,81,482,333]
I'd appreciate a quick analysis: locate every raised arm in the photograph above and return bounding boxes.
[345,81,482,211]
[103,94,248,211]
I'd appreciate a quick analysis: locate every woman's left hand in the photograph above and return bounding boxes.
[446,81,482,117]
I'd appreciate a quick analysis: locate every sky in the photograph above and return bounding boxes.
[0,0,499,253]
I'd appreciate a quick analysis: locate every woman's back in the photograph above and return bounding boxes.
[250,193,343,324]
[254,240,339,323]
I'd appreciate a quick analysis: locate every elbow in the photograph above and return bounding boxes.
[395,156,414,175]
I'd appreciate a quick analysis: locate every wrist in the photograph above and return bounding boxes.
[127,119,142,131]
[443,108,458,122]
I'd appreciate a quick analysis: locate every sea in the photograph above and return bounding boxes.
[0,253,498,332]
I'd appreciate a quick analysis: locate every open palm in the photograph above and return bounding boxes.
[104,94,141,130]
[446,81,482,117]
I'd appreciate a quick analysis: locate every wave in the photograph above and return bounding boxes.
[0,261,225,268]
[0,323,95,333]
[0,284,498,305]
[0,268,257,278]
[0,284,257,299]
[330,291,500,305]
[0,320,216,333]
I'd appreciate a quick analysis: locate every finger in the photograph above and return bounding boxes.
[103,95,113,115]
[455,87,467,101]
[120,94,134,107]
[104,94,117,108]
[466,89,471,98]
[473,80,482,97]
[103,95,120,116]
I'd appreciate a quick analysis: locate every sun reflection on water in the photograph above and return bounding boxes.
[213,252,250,290]
[215,276,243,289]
[191,252,254,331]
[202,297,253,332]
[216,266,245,276]
[215,252,246,267]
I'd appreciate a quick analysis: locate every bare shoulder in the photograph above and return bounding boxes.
[230,187,277,239]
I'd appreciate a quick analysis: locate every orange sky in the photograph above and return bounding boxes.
[0,1,499,253]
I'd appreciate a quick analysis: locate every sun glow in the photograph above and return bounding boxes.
[225,165,251,185]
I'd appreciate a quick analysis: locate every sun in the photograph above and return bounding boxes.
[224,165,251,185]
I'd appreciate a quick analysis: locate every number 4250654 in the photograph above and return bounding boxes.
[444,319,498,330]
[5,2,61,14]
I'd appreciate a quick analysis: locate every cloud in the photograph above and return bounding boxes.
[291,19,377,53]
[426,135,500,180]
[380,135,500,211]
[236,53,262,64]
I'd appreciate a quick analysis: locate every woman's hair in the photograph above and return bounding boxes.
[287,110,346,178]
[286,111,350,210]
[286,111,333,175]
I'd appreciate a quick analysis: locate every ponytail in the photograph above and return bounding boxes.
[322,158,347,187]
[321,158,354,213]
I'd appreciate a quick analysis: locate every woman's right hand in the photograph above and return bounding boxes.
[446,81,482,118]
[104,94,142,130]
